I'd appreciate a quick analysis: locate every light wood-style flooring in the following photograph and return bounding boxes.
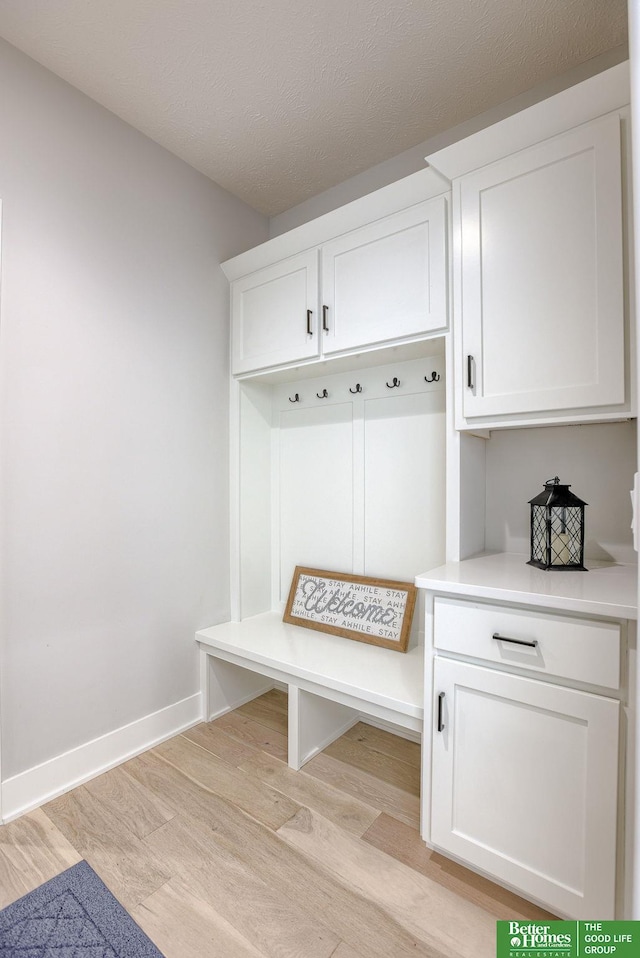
[0,689,556,957]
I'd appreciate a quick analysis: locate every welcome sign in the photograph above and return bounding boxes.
[283,567,416,652]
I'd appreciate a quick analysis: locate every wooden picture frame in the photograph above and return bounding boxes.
[283,566,417,652]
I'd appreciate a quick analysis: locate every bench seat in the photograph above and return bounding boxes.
[197,611,423,769]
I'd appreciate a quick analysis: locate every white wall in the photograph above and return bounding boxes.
[484,421,637,564]
[0,38,268,785]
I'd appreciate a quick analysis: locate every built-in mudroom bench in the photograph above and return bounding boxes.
[199,61,639,919]
[198,163,451,776]
[198,613,423,770]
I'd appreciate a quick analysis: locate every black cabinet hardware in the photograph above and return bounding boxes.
[492,632,538,648]
[437,691,445,732]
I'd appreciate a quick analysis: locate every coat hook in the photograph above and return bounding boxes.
[424,371,441,383]
[289,393,300,403]
[317,388,329,399]
[349,383,362,394]
[386,377,401,388]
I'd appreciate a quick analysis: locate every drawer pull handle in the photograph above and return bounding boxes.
[306,309,313,335]
[437,691,445,732]
[322,304,329,332]
[492,632,538,648]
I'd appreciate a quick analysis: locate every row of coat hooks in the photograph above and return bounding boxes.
[288,369,441,403]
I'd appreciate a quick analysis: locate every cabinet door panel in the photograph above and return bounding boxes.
[232,250,319,374]
[321,197,447,355]
[431,658,619,917]
[460,113,624,419]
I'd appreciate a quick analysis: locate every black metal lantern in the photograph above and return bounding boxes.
[528,477,587,571]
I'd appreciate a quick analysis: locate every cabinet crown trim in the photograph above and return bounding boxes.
[221,168,449,281]
[425,61,629,180]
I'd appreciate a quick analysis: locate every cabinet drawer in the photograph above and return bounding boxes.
[433,596,621,690]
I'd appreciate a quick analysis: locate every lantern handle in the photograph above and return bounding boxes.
[545,476,561,485]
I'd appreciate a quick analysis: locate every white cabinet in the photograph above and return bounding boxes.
[227,188,448,376]
[320,198,447,356]
[231,250,319,375]
[431,655,619,919]
[440,109,631,428]
[415,556,635,919]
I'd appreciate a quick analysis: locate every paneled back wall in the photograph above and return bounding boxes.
[237,356,447,636]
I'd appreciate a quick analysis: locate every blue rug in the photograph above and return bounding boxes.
[0,860,164,956]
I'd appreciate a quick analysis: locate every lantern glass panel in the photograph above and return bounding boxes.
[528,477,587,571]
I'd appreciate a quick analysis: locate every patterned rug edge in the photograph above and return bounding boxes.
[0,859,165,956]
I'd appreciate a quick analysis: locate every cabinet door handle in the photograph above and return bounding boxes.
[306,309,313,335]
[322,305,329,332]
[437,691,445,732]
[492,632,538,648]
[466,354,475,389]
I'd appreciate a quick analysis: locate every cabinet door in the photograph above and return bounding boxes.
[459,113,624,420]
[321,197,447,356]
[231,250,319,374]
[431,657,619,918]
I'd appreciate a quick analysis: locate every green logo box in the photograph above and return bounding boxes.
[497,921,640,958]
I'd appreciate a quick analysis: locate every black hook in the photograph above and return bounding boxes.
[349,383,362,394]
[316,389,328,399]
[386,377,401,389]
[289,393,300,403]
[424,371,441,383]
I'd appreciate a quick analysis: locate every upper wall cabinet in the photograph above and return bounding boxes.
[223,170,449,378]
[320,198,447,356]
[456,114,626,426]
[425,62,632,430]
[231,250,320,374]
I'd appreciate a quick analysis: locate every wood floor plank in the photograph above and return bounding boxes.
[303,751,420,829]
[331,944,369,958]
[278,807,496,958]
[212,711,288,761]
[182,722,260,766]
[44,784,171,909]
[0,808,82,909]
[131,877,269,958]
[154,734,299,830]
[362,813,558,921]
[146,815,340,958]
[342,722,421,768]
[0,690,551,954]
[259,688,288,714]
[84,762,176,840]
[127,750,441,958]
[239,751,379,837]
[323,735,420,794]
[236,694,288,734]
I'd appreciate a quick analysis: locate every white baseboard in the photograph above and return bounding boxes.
[1,692,202,823]
[357,713,421,744]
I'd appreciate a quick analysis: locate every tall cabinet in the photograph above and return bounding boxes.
[418,61,637,919]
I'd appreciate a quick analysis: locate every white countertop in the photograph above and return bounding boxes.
[415,552,637,620]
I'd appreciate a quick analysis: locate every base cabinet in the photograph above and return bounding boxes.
[431,656,620,918]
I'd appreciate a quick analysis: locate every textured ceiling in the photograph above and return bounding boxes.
[0,0,628,215]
